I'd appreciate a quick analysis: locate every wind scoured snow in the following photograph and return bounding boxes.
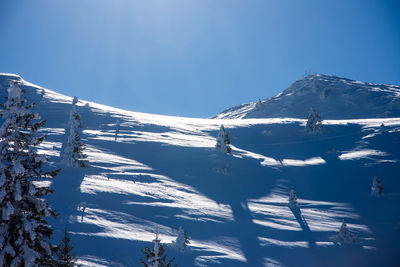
[76,255,123,267]
[81,175,233,222]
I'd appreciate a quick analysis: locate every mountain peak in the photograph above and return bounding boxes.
[214,74,400,119]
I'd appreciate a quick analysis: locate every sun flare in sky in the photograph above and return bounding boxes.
[0,0,399,117]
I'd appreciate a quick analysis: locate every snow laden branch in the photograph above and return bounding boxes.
[0,80,60,266]
[172,226,190,252]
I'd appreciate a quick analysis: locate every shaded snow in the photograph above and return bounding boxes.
[1,73,399,267]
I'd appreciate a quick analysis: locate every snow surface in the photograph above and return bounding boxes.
[0,73,400,266]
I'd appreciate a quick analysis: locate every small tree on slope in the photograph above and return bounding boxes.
[173,226,190,252]
[215,125,232,153]
[335,220,356,243]
[379,123,386,133]
[305,106,322,133]
[141,232,177,267]
[63,97,87,168]
[0,81,60,266]
[371,174,383,196]
[57,226,76,267]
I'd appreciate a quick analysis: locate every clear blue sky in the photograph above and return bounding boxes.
[1,0,399,118]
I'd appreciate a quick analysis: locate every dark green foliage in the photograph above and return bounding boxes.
[57,227,76,267]
[140,234,177,267]
[0,80,60,266]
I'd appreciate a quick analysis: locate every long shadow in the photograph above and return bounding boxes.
[87,137,280,266]
[230,201,265,266]
[81,122,371,266]
[289,206,316,249]
[47,166,87,242]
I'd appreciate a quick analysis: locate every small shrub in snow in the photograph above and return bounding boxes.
[140,232,177,267]
[63,97,87,168]
[379,123,387,133]
[370,175,383,197]
[173,226,190,252]
[335,220,356,243]
[305,106,322,133]
[215,125,232,153]
[288,189,298,207]
[0,80,59,266]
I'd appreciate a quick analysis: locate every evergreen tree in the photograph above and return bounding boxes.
[173,226,190,252]
[140,232,177,267]
[335,219,356,243]
[288,188,298,207]
[63,97,87,168]
[57,226,76,267]
[71,96,78,106]
[370,174,383,196]
[0,80,60,266]
[305,106,322,133]
[215,125,232,153]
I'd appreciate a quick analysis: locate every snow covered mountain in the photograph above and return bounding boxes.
[1,73,400,267]
[214,74,400,119]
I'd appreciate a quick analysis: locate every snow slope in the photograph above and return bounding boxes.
[214,74,400,119]
[1,73,400,266]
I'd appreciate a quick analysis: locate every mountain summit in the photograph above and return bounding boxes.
[214,74,400,119]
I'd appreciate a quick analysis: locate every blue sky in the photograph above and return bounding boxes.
[0,0,399,117]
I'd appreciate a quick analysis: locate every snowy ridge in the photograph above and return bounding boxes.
[215,74,400,119]
[0,73,399,266]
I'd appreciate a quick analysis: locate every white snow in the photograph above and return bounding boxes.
[338,149,388,160]
[282,157,326,167]
[81,175,234,222]
[258,237,309,248]
[0,73,398,266]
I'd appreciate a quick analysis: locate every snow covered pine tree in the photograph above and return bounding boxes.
[57,226,76,267]
[215,125,232,153]
[335,219,356,243]
[173,226,190,252]
[141,232,177,267]
[371,174,384,196]
[305,106,323,133]
[63,96,87,168]
[0,80,60,266]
